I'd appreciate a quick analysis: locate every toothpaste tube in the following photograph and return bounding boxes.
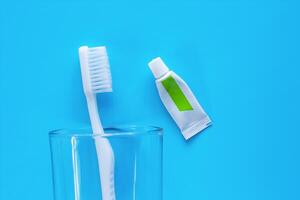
[148,57,211,140]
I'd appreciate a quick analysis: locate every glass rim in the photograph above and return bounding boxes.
[49,125,163,138]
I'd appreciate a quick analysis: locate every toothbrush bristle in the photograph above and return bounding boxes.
[87,47,112,93]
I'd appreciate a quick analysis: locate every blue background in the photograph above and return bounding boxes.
[0,0,300,199]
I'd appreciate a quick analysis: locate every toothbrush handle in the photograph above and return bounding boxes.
[95,137,116,200]
[86,95,116,200]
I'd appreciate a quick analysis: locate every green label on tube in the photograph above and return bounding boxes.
[162,76,193,111]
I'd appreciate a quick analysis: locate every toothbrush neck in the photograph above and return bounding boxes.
[86,93,104,134]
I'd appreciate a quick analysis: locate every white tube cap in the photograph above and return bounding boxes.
[148,57,170,79]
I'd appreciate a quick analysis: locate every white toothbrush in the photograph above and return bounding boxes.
[79,46,116,200]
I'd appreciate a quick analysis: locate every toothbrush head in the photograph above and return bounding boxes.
[79,46,112,95]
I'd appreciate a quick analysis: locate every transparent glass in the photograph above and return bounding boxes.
[49,126,163,200]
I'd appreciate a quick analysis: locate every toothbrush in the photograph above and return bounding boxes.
[79,46,116,200]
